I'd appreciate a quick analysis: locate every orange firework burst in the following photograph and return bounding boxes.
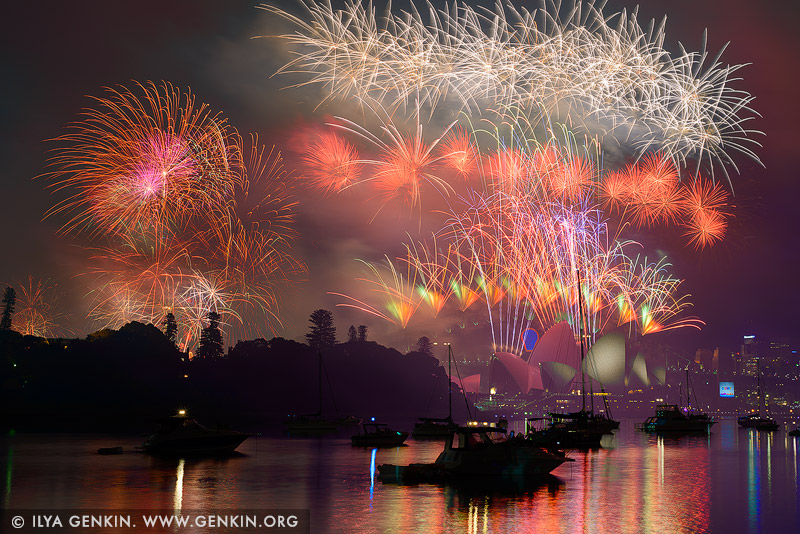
[683,209,729,249]
[545,154,595,201]
[626,153,682,226]
[600,168,631,212]
[682,176,731,217]
[484,148,529,190]
[302,131,362,194]
[373,134,431,207]
[329,115,458,213]
[681,176,731,249]
[46,81,235,236]
[438,128,477,177]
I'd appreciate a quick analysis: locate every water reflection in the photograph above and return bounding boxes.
[173,458,184,512]
[2,422,798,533]
[793,438,798,494]
[369,448,376,506]
[748,430,761,532]
[720,417,737,451]
[4,444,12,508]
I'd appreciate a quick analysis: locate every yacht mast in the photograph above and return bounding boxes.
[577,269,588,413]
[448,344,452,421]
[686,367,691,411]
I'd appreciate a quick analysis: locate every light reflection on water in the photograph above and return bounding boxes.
[2,421,799,533]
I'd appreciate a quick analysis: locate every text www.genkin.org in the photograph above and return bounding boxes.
[4,510,310,533]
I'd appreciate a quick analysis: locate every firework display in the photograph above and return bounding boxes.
[263,0,761,354]
[34,1,762,365]
[10,276,68,338]
[46,82,305,351]
[264,0,762,181]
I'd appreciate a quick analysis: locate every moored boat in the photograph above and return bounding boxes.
[527,412,608,449]
[412,345,466,439]
[351,423,408,447]
[637,404,716,433]
[411,416,459,438]
[284,351,361,434]
[379,426,573,482]
[737,355,780,432]
[638,368,716,434]
[140,411,250,455]
[737,414,779,432]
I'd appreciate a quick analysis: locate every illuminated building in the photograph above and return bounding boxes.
[740,335,758,377]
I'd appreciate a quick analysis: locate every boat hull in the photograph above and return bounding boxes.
[379,426,573,484]
[738,415,779,431]
[141,414,250,455]
[143,434,249,455]
[351,432,408,447]
[638,405,716,434]
[435,442,570,477]
[411,421,459,439]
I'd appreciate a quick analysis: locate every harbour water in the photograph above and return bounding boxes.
[3,420,799,533]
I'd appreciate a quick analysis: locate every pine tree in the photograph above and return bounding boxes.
[357,324,368,342]
[162,312,178,346]
[1,286,16,331]
[306,309,336,350]
[347,325,357,343]
[197,311,223,359]
[416,336,434,356]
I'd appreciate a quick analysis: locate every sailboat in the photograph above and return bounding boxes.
[638,368,716,433]
[285,351,361,433]
[531,270,618,448]
[737,355,779,431]
[412,345,460,438]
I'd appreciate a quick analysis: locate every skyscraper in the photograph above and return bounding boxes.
[740,335,758,377]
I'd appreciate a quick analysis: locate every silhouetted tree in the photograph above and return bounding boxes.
[306,309,336,350]
[416,336,434,357]
[162,312,178,346]
[1,286,16,331]
[358,325,368,342]
[197,311,223,359]
[347,325,357,343]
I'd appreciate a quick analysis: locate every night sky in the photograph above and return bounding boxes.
[2,0,798,357]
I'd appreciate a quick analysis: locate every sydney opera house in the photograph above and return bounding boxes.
[459,321,667,397]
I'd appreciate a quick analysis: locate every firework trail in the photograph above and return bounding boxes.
[331,257,424,328]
